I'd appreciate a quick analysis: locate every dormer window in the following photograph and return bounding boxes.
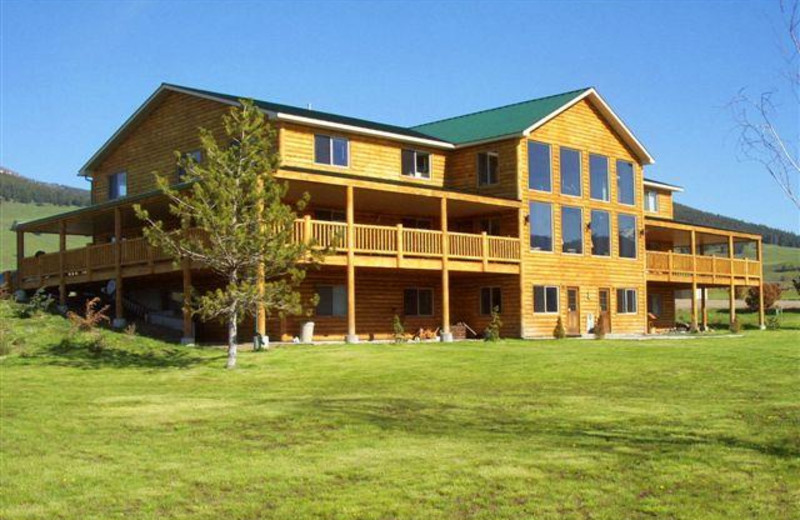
[314,135,349,167]
[108,171,127,200]
[645,189,659,212]
[477,152,498,186]
[402,149,431,179]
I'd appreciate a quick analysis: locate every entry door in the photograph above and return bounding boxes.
[566,287,580,335]
[598,288,612,333]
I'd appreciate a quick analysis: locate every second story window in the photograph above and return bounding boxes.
[591,210,610,256]
[108,171,127,200]
[561,206,583,254]
[314,135,349,167]
[617,160,635,205]
[618,214,637,259]
[528,141,551,192]
[560,147,582,196]
[645,189,659,212]
[479,217,501,236]
[402,149,431,179]
[177,150,203,180]
[314,209,346,222]
[590,154,609,201]
[529,201,552,252]
[477,152,498,186]
[402,217,433,230]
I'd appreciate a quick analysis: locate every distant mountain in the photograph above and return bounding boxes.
[674,203,799,248]
[0,167,90,207]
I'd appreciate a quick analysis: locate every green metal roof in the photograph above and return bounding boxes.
[411,88,591,145]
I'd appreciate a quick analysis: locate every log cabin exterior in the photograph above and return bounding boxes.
[12,84,765,343]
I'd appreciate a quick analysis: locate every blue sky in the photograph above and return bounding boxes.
[1,0,798,231]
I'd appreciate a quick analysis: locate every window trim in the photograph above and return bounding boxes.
[589,153,610,202]
[616,159,636,206]
[477,151,499,186]
[644,189,660,213]
[559,147,583,198]
[108,171,127,200]
[561,205,584,256]
[590,209,611,257]
[527,141,552,193]
[616,288,638,314]
[617,213,638,260]
[533,285,560,314]
[404,287,435,317]
[480,286,503,316]
[402,149,432,179]
[314,134,350,168]
[315,284,348,317]
[529,201,554,253]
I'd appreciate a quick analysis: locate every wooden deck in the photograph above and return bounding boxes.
[645,251,761,286]
[17,218,521,290]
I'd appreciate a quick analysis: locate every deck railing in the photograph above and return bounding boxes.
[646,250,761,283]
[18,218,521,284]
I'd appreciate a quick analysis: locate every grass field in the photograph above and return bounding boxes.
[0,201,88,271]
[1,301,798,519]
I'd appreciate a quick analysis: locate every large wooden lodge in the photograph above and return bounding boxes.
[12,84,765,343]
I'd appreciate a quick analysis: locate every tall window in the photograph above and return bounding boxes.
[533,285,559,313]
[648,293,662,317]
[645,189,659,212]
[108,171,127,200]
[591,210,610,256]
[528,141,551,191]
[402,149,431,179]
[561,206,583,254]
[404,288,433,316]
[314,135,349,167]
[316,285,347,316]
[480,287,502,315]
[616,288,638,314]
[590,154,609,201]
[617,160,635,205]
[529,201,552,251]
[478,152,498,186]
[560,147,582,196]
[618,214,637,259]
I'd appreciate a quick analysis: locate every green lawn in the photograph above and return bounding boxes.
[1,303,798,519]
[0,201,89,271]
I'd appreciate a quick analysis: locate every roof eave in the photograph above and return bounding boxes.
[643,179,684,192]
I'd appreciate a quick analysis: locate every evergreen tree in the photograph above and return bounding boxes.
[135,100,321,368]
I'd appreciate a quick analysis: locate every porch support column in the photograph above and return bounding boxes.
[345,185,358,343]
[758,239,766,330]
[690,229,698,331]
[16,230,24,271]
[58,220,67,308]
[112,207,126,329]
[440,196,452,342]
[701,287,708,331]
[255,178,266,341]
[728,235,736,325]
[181,258,195,345]
[518,206,526,339]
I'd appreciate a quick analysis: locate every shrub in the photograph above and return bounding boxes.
[392,315,406,343]
[553,316,566,339]
[124,323,137,336]
[730,317,741,334]
[735,286,748,300]
[67,297,110,333]
[766,315,781,330]
[14,289,53,318]
[745,283,782,312]
[594,317,606,340]
[484,307,503,342]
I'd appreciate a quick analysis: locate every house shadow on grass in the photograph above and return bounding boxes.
[37,336,225,370]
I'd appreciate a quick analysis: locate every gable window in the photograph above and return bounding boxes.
[314,209,346,222]
[617,160,635,205]
[533,285,559,313]
[314,135,349,167]
[177,150,203,180]
[529,201,552,252]
[618,214,638,259]
[477,152,499,186]
[590,210,610,256]
[560,147,582,196]
[561,206,583,255]
[402,149,431,179]
[316,285,347,316]
[528,141,551,191]
[645,189,659,212]
[480,287,502,315]
[402,217,433,230]
[108,171,127,200]
[590,154,609,201]
[479,217,501,236]
[616,288,638,314]
[404,288,434,316]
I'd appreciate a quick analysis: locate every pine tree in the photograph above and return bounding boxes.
[135,99,321,368]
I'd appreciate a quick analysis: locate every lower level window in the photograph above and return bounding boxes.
[648,293,662,317]
[404,288,434,316]
[316,285,347,316]
[480,287,502,315]
[533,285,559,313]
[617,288,638,314]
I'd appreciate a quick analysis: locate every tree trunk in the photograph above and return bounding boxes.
[226,310,238,369]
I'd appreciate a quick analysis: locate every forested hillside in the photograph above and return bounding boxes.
[0,167,90,206]
[674,203,799,247]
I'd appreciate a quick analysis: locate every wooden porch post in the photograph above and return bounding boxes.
[16,230,24,271]
[112,207,126,329]
[690,229,698,331]
[255,178,266,340]
[345,185,358,343]
[58,220,67,307]
[181,257,194,345]
[440,196,452,342]
[701,287,707,331]
[518,206,527,339]
[728,235,736,325]
[758,238,765,329]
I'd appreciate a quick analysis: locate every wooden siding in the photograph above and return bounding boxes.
[445,139,520,199]
[518,98,647,336]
